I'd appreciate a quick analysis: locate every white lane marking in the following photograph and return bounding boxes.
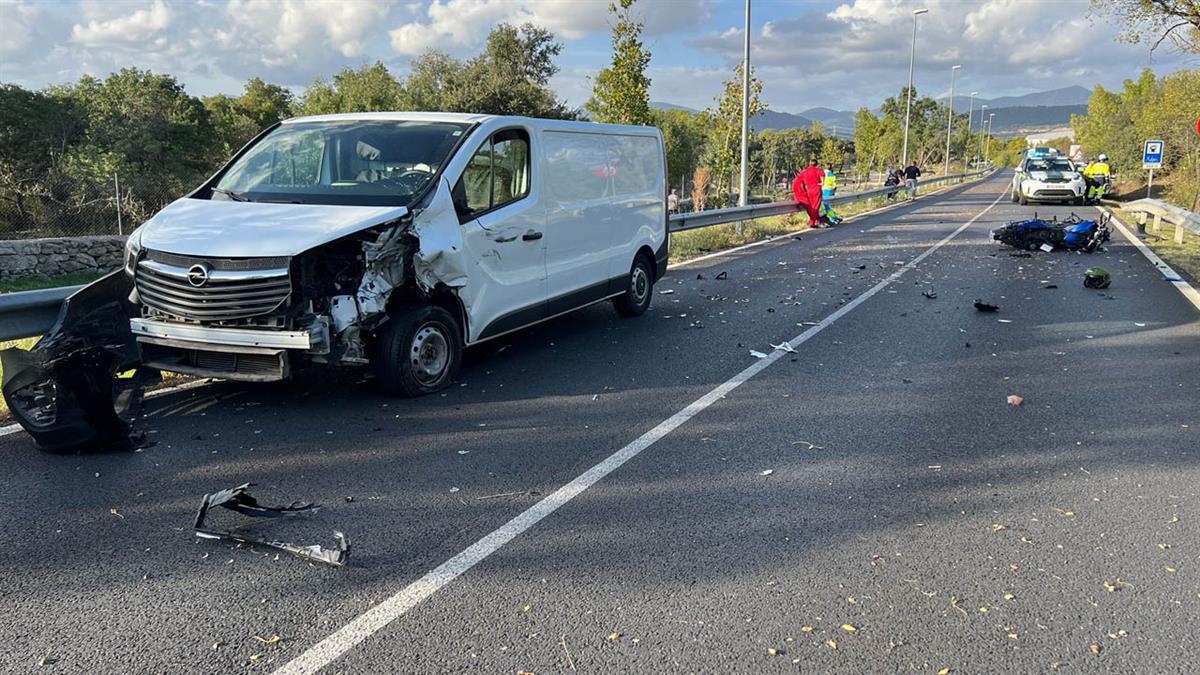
[1101,207,1200,313]
[0,377,214,438]
[273,186,1008,675]
[674,176,983,268]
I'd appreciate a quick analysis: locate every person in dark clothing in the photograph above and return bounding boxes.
[903,162,922,201]
[884,169,900,201]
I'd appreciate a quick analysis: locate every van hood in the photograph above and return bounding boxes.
[137,198,410,258]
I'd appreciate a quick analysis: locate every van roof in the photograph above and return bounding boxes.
[282,112,660,136]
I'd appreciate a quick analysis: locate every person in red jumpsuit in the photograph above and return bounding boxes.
[792,159,826,226]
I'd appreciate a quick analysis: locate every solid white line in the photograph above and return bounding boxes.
[1101,207,1200,313]
[273,184,1008,675]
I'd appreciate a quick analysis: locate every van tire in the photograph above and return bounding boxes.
[613,254,654,317]
[373,305,462,397]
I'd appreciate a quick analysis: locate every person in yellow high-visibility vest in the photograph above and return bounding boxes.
[821,164,838,198]
[1082,154,1111,201]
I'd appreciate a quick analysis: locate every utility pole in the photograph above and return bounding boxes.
[901,8,929,167]
[966,91,978,171]
[984,113,996,165]
[738,0,751,208]
[944,65,960,176]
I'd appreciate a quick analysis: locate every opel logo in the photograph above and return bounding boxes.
[187,263,211,288]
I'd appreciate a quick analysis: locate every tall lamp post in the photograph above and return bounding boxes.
[984,113,996,165]
[977,104,988,165]
[901,8,929,167]
[943,64,961,176]
[966,91,978,171]
[738,0,751,207]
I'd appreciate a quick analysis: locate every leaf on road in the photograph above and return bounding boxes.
[1003,593,1015,601]
[1165,566,1177,573]
[1103,578,1132,593]
[607,632,621,641]
[801,626,814,632]
[938,668,951,675]
[1107,630,1128,640]
[249,654,263,663]
[1054,509,1075,517]
[992,523,1007,532]
[110,508,124,519]
[523,604,532,613]
[846,596,857,604]
[212,641,222,650]
[253,635,281,645]
[1169,514,1180,524]
[1090,643,1101,655]
[1007,395,1024,406]
[826,639,838,649]
[767,647,780,656]
[1158,543,1171,550]
[1007,632,1019,640]
[950,596,968,618]
[841,624,858,632]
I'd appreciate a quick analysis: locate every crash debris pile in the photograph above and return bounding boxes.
[991,213,1111,253]
[194,483,350,567]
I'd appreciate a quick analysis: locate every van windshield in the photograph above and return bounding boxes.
[211,121,468,206]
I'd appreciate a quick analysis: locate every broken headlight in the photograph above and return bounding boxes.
[123,227,143,277]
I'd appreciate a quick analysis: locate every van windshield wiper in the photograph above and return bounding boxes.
[211,187,250,202]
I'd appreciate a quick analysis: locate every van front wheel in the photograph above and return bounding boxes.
[613,254,654,317]
[374,305,462,396]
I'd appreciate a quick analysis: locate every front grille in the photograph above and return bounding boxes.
[139,342,288,382]
[1033,189,1075,197]
[135,252,292,323]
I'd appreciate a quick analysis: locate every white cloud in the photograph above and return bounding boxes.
[0,0,40,54]
[389,0,712,55]
[71,0,172,46]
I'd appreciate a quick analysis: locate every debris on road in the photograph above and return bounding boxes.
[922,290,938,299]
[759,469,774,476]
[1,272,160,453]
[749,350,768,359]
[1007,395,1024,406]
[193,483,350,567]
[770,342,796,353]
[715,271,728,280]
[974,301,999,313]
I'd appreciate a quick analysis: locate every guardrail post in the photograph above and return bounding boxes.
[1175,221,1186,245]
[1152,213,1162,233]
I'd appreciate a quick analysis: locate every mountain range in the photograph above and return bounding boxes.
[650,85,1092,137]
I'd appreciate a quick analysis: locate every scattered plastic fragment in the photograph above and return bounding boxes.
[749,350,768,359]
[760,469,774,476]
[715,271,728,280]
[974,301,999,312]
[922,290,938,299]
[193,483,350,567]
[1007,394,1024,406]
[770,342,796,353]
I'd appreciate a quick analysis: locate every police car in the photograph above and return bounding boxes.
[1011,154,1086,205]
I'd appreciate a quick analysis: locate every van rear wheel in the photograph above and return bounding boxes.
[613,254,654,317]
[374,305,462,396]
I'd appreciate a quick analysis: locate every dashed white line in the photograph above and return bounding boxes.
[272,185,1008,675]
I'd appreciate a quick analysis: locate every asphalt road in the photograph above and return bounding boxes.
[2,171,1198,674]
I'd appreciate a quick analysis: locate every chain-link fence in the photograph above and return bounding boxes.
[0,172,180,240]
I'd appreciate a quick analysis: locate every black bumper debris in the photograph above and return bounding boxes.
[194,483,350,567]
[1,272,158,453]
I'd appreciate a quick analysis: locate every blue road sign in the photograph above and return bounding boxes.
[1143,140,1164,169]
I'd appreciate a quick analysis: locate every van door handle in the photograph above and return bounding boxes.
[522,230,543,241]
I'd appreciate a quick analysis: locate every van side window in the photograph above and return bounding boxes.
[544,131,612,204]
[456,129,531,217]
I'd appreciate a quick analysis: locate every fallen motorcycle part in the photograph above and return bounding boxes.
[1,272,158,452]
[194,483,350,567]
[974,301,1000,313]
[990,214,1111,253]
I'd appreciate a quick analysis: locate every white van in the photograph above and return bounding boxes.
[122,113,668,395]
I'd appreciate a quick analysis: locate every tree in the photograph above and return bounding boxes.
[204,78,295,158]
[653,108,706,189]
[703,63,764,205]
[238,78,294,130]
[0,84,86,233]
[300,62,407,115]
[439,23,575,118]
[405,50,463,110]
[1091,0,1200,53]
[587,0,653,126]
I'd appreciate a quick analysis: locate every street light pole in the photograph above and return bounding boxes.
[901,8,928,167]
[966,91,978,171]
[977,104,988,165]
[944,64,960,176]
[984,113,996,165]
[738,0,751,207]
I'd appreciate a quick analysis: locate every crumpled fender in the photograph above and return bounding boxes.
[1,271,157,453]
[411,178,469,292]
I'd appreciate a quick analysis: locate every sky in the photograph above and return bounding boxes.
[0,0,1192,114]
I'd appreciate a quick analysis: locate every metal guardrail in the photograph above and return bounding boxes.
[669,169,991,232]
[0,284,80,342]
[0,169,992,343]
[1119,198,1200,245]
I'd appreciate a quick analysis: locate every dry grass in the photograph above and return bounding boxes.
[1115,208,1200,282]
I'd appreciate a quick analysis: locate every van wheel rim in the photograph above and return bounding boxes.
[631,266,649,303]
[410,324,450,385]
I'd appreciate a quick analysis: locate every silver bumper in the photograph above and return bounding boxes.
[129,317,312,350]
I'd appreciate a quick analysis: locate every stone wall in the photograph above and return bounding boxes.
[0,235,127,281]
